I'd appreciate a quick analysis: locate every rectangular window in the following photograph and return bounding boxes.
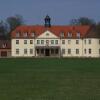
[16,40,19,44]
[16,33,20,37]
[31,33,35,37]
[68,49,71,54]
[41,40,44,44]
[84,49,86,54]
[68,32,72,38]
[84,39,86,44]
[60,32,64,38]
[62,49,65,54]
[55,40,58,44]
[24,49,27,54]
[24,33,28,37]
[89,39,91,44]
[16,49,19,54]
[62,40,65,44]
[30,40,33,44]
[99,49,100,54]
[68,40,71,44]
[89,49,91,54]
[30,49,33,54]
[51,40,54,44]
[77,33,80,38]
[99,40,100,44]
[24,40,27,44]
[76,49,79,54]
[37,40,40,44]
[76,40,79,44]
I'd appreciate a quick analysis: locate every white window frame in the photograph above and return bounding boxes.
[68,49,71,54]
[16,40,19,44]
[16,49,19,54]
[62,40,65,44]
[24,40,27,44]
[24,49,27,54]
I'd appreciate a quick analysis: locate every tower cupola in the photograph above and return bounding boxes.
[44,15,51,27]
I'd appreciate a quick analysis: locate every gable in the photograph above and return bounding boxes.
[37,30,59,39]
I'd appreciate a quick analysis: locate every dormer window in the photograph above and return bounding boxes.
[16,32,20,37]
[77,32,80,38]
[60,32,64,38]
[31,32,35,37]
[2,43,7,48]
[24,32,28,37]
[68,32,72,38]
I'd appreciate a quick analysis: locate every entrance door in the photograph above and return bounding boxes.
[45,49,50,56]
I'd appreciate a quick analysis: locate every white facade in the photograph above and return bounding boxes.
[11,30,100,58]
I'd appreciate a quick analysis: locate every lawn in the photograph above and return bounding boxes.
[0,58,100,100]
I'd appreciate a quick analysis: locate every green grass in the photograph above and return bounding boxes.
[0,58,100,100]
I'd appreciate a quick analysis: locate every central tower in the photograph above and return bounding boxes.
[44,15,51,27]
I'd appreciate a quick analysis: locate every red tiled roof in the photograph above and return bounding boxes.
[11,25,91,38]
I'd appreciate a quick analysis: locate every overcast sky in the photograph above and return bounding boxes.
[0,0,99,25]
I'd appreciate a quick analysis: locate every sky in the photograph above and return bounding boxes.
[0,0,100,25]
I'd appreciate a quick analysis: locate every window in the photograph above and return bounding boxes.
[68,32,72,38]
[76,49,79,54]
[31,32,35,37]
[37,40,40,44]
[84,39,86,44]
[51,40,54,44]
[41,40,44,44]
[89,49,91,54]
[68,49,71,54]
[84,49,86,54]
[60,32,64,38]
[77,32,80,38]
[16,40,19,44]
[89,39,91,44]
[30,40,33,44]
[68,40,71,44]
[99,40,100,44]
[62,49,65,54]
[24,40,27,44]
[55,40,58,44]
[46,40,49,45]
[2,43,7,48]
[99,49,100,54]
[46,33,49,36]
[16,49,19,54]
[30,49,33,54]
[76,40,79,44]
[24,49,27,54]
[62,40,65,44]
[16,33,20,37]
[24,33,28,37]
